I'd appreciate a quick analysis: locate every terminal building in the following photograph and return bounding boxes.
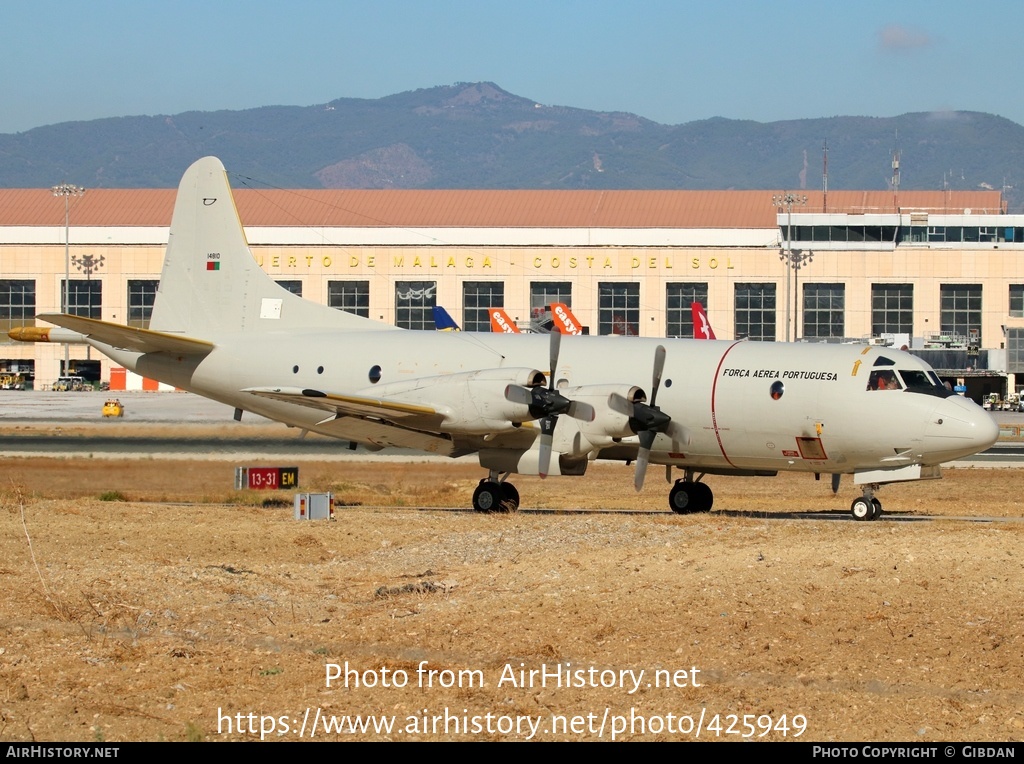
[1,184,1022,402]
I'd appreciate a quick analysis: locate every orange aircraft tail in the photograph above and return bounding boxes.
[550,302,583,335]
[488,308,520,333]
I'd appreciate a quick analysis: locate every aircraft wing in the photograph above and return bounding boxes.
[244,386,441,420]
[243,386,471,455]
[36,314,214,355]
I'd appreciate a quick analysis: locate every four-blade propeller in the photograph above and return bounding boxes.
[608,345,690,491]
[503,330,594,477]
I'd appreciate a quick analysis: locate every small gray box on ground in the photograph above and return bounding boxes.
[294,492,334,520]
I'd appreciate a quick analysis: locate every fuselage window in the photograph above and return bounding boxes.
[369,365,382,384]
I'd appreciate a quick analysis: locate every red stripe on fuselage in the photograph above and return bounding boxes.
[710,341,745,468]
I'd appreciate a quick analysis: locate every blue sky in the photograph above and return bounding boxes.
[3,0,1023,134]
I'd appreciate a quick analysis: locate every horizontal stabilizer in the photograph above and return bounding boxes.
[36,314,214,355]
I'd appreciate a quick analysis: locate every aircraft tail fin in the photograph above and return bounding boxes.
[149,156,393,338]
[551,302,584,335]
[432,305,461,331]
[489,308,520,333]
[691,302,716,340]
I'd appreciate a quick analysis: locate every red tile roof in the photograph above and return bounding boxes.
[0,188,1003,229]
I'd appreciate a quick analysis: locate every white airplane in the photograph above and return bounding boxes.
[11,157,999,519]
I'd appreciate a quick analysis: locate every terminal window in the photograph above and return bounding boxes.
[940,284,982,341]
[61,279,101,319]
[328,281,370,317]
[275,280,303,297]
[395,281,437,330]
[127,280,159,329]
[802,283,845,339]
[666,282,709,338]
[872,283,913,336]
[529,282,572,328]
[0,279,35,341]
[1010,285,1024,318]
[463,281,504,333]
[735,283,776,342]
[599,282,639,336]
[1009,328,1024,374]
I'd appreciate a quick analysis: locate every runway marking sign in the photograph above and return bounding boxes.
[235,466,299,490]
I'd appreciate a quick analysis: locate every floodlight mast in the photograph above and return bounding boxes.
[772,192,808,342]
[51,183,85,375]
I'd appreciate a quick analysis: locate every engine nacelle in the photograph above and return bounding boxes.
[553,384,646,455]
[357,367,545,434]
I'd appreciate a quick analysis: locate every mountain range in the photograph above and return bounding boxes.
[3,82,1024,211]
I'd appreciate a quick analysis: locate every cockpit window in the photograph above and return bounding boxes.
[900,370,932,389]
[867,357,956,397]
[867,370,902,391]
[899,369,956,398]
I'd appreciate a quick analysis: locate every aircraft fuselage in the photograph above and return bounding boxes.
[103,330,995,477]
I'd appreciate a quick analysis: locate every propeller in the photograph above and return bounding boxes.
[504,330,594,477]
[609,345,690,491]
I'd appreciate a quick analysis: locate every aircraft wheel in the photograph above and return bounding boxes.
[499,482,520,513]
[850,497,874,521]
[669,481,693,514]
[871,498,882,520]
[472,480,502,513]
[669,480,714,514]
[690,481,714,513]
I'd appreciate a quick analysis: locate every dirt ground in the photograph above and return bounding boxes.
[1,448,1023,742]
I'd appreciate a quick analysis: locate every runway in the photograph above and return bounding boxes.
[0,389,253,423]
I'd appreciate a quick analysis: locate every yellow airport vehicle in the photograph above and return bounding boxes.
[0,373,26,390]
[102,398,124,417]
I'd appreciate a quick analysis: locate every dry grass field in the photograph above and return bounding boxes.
[1,448,1023,742]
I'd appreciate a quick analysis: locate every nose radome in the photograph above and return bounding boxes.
[923,395,999,461]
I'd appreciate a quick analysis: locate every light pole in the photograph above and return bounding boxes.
[72,253,104,361]
[772,192,808,341]
[51,183,85,375]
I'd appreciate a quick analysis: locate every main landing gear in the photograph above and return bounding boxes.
[668,472,714,515]
[850,484,883,521]
[472,473,520,513]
